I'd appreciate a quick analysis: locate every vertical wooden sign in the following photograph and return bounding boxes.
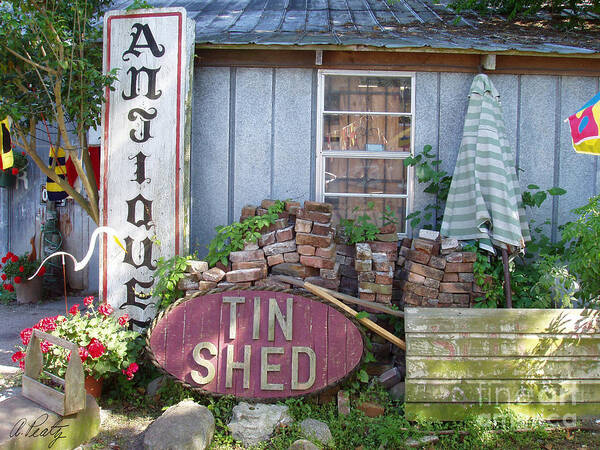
[101,8,194,328]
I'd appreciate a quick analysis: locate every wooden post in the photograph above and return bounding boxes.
[502,248,513,308]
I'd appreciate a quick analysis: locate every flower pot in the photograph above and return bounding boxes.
[84,375,103,398]
[14,276,43,304]
[0,171,16,188]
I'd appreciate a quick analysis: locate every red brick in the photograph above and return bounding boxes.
[294,218,312,233]
[203,267,226,282]
[418,229,441,241]
[369,241,398,256]
[407,272,425,284]
[459,272,474,282]
[260,218,288,233]
[305,276,340,290]
[232,261,267,271]
[229,249,265,263]
[285,201,301,212]
[376,294,392,304]
[284,252,300,263]
[320,263,340,279]
[315,244,336,259]
[408,249,430,265]
[402,238,413,248]
[446,252,464,263]
[254,277,291,289]
[276,226,294,242]
[177,275,199,291]
[260,199,278,209]
[258,231,276,247]
[413,238,439,255]
[198,280,218,290]
[300,255,335,269]
[340,264,357,278]
[372,253,391,272]
[358,271,375,283]
[297,245,316,256]
[303,201,333,213]
[256,207,268,216]
[355,259,372,272]
[296,233,332,248]
[375,272,393,285]
[438,292,470,304]
[424,278,441,290]
[355,243,372,260]
[443,272,459,282]
[312,223,332,236]
[297,209,332,224]
[375,233,398,242]
[232,282,252,288]
[336,243,355,257]
[360,292,376,301]
[403,291,424,306]
[379,224,397,234]
[439,282,472,293]
[263,240,297,256]
[271,263,319,279]
[396,255,406,267]
[241,205,257,217]
[462,252,477,263]
[404,281,438,298]
[445,262,474,273]
[429,255,447,270]
[405,261,444,281]
[226,268,263,283]
[267,253,285,266]
[359,282,392,295]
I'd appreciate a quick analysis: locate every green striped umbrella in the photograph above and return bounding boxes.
[441,74,530,254]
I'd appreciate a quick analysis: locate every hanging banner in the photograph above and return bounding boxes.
[101,8,194,328]
[147,290,365,399]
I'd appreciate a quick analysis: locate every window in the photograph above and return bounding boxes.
[316,70,414,233]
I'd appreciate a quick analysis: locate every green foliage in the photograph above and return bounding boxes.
[562,194,600,305]
[340,201,381,244]
[153,254,193,310]
[470,245,505,308]
[207,200,285,267]
[1,251,42,279]
[0,285,16,304]
[404,144,452,230]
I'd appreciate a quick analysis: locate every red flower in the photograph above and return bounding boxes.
[1,274,6,281]
[79,347,89,362]
[40,340,52,354]
[12,351,25,363]
[69,304,80,315]
[38,266,46,276]
[98,303,113,318]
[11,168,18,175]
[83,295,94,306]
[21,152,25,156]
[87,338,105,359]
[20,328,33,346]
[19,360,25,370]
[10,255,18,263]
[14,276,21,284]
[6,284,14,292]
[122,362,139,380]
[36,316,57,332]
[18,266,24,272]
[1,257,6,264]
[118,314,129,326]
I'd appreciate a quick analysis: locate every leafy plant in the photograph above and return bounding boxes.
[403,144,452,230]
[1,250,45,293]
[206,200,285,267]
[153,254,193,310]
[0,285,15,304]
[340,201,380,244]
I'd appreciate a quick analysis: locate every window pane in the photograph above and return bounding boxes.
[324,76,411,113]
[326,196,406,233]
[323,115,410,152]
[325,158,407,195]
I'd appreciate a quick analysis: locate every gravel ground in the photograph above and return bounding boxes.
[0,296,83,373]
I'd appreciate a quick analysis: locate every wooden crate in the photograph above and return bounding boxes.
[22,329,85,416]
[404,307,600,421]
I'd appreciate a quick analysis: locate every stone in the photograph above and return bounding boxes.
[357,401,385,418]
[423,278,441,290]
[337,390,350,415]
[271,263,320,279]
[389,381,405,401]
[305,276,340,290]
[300,255,335,269]
[418,229,440,241]
[226,268,264,283]
[320,262,340,279]
[276,226,294,242]
[445,262,474,273]
[244,242,259,251]
[406,435,440,447]
[241,205,257,217]
[229,249,265,263]
[315,243,336,259]
[187,260,208,275]
[261,199,277,209]
[0,389,100,450]
[299,418,333,445]
[147,375,166,396]
[297,245,316,256]
[405,261,444,281]
[198,281,218,290]
[355,243,372,260]
[144,400,214,450]
[459,272,475,282]
[355,259,372,272]
[439,282,472,293]
[372,253,390,272]
[228,402,293,447]
[285,200,301,212]
[294,219,313,234]
[267,253,285,266]
[284,252,300,263]
[379,367,401,388]
[263,240,297,256]
[232,261,267,271]
[429,255,447,270]
[259,231,276,247]
[441,237,460,252]
[203,267,226,283]
[296,233,332,248]
[312,223,332,236]
[297,209,332,224]
[303,201,333,213]
[407,249,430,265]
[288,439,319,450]
[178,274,200,291]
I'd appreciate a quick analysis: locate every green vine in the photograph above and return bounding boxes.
[153,254,193,310]
[340,201,397,245]
[206,200,286,267]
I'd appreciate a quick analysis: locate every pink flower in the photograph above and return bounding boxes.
[87,338,105,358]
[12,351,25,362]
[14,276,21,284]
[122,362,139,380]
[69,304,80,315]
[118,314,129,326]
[83,295,94,306]
[20,328,33,346]
[98,303,113,318]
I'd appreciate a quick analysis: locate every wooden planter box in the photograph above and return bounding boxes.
[405,307,600,421]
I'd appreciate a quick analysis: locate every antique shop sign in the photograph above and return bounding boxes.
[101,8,194,327]
[148,291,364,398]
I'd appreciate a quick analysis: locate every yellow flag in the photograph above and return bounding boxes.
[0,118,14,170]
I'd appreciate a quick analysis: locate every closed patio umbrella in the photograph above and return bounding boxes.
[440,74,530,306]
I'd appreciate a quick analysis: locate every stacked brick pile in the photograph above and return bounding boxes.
[354,242,394,304]
[336,242,357,295]
[399,230,477,307]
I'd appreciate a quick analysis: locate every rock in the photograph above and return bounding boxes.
[202,267,226,283]
[389,382,405,401]
[299,418,333,445]
[337,390,350,416]
[143,400,214,450]
[378,367,401,388]
[187,260,208,274]
[228,402,293,447]
[418,229,440,241]
[405,435,439,447]
[146,375,166,397]
[288,439,319,450]
[357,401,385,417]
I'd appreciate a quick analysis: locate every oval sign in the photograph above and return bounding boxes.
[148,290,364,398]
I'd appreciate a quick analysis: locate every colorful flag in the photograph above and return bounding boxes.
[0,118,14,170]
[568,92,600,155]
[47,147,68,201]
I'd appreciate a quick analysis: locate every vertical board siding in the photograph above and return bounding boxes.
[405,307,600,421]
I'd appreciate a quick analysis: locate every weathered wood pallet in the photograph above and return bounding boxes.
[404,307,600,421]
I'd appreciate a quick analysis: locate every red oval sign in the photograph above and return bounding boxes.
[148,290,364,398]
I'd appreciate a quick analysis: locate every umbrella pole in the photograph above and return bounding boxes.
[501,248,513,308]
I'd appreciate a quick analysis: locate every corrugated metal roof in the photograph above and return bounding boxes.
[109,0,600,55]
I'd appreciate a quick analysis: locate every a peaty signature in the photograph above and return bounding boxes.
[9,413,68,448]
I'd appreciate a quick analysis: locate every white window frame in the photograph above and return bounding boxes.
[316,69,415,235]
